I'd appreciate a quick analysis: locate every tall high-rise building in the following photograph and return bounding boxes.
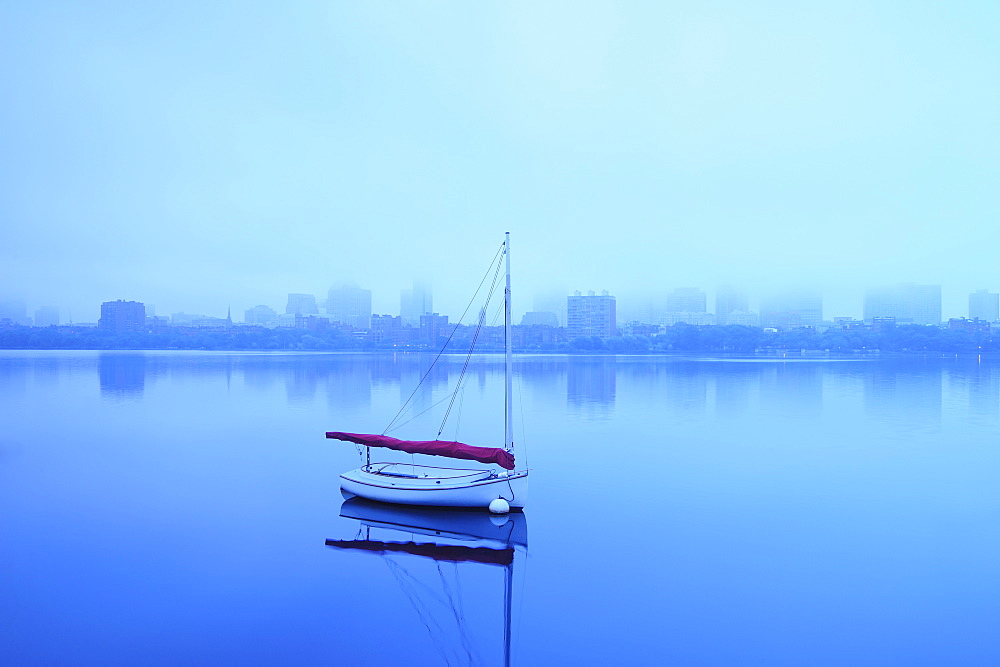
[665,287,707,313]
[864,284,941,325]
[969,289,999,322]
[99,300,146,333]
[567,291,617,339]
[33,306,59,327]
[759,292,822,329]
[286,293,319,315]
[715,286,749,325]
[0,299,30,325]
[400,281,433,327]
[328,284,372,330]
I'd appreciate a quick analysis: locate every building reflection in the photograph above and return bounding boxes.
[99,353,146,397]
[324,357,372,415]
[31,355,63,391]
[757,361,823,416]
[518,358,564,405]
[285,359,320,403]
[400,357,452,416]
[967,363,1000,421]
[660,362,709,416]
[864,359,942,426]
[711,363,755,417]
[948,359,1000,422]
[369,353,403,388]
[567,358,616,415]
[0,354,29,398]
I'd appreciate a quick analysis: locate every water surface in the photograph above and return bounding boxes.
[2,351,999,665]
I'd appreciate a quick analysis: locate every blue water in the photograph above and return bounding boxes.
[2,351,999,665]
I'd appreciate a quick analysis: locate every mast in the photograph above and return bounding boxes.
[505,232,513,453]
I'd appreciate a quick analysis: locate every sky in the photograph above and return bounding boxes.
[2,1,999,323]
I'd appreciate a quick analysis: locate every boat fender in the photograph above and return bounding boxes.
[489,498,510,514]
[490,513,510,527]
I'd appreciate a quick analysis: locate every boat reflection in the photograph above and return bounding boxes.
[336,496,528,548]
[327,497,528,666]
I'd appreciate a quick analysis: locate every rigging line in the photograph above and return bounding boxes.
[436,264,503,436]
[384,242,506,435]
[436,256,505,437]
[452,385,466,441]
[437,562,478,665]
[384,392,453,434]
[383,559,454,666]
[489,296,507,445]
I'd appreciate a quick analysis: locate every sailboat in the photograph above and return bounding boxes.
[326,497,527,666]
[326,232,529,510]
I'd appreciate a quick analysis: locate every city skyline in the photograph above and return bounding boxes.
[6,280,1000,327]
[3,4,999,336]
[9,281,1000,330]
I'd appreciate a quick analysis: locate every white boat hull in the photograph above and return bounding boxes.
[340,464,528,510]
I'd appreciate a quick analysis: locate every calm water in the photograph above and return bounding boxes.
[2,350,1000,665]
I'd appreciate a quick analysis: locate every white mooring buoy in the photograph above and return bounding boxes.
[489,498,510,514]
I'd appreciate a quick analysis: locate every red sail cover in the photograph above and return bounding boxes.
[326,431,515,470]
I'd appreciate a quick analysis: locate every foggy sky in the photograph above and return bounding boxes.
[2,2,999,322]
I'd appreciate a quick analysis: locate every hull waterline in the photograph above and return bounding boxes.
[340,466,528,509]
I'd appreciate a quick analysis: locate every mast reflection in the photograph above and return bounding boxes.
[327,498,528,666]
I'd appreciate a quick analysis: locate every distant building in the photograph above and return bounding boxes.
[33,306,59,327]
[662,312,715,326]
[171,312,202,326]
[401,281,433,327]
[514,324,564,347]
[0,299,31,326]
[419,313,449,344]
[949,317,990,333]
[293,315,329,331]
[834,317,868,331]
[724,311,759,327]
[666,287,706,314]
[864,284,941,325]
[245,305,278,325]
[567,290,616,339]
[871,316,896,333]
[715,286,749,325]
[328,284,372,330]
[286,293,319,315]
[190,317,228,328]
[533,291,566,326]
[624,321,662,336]
[969,289,999,322]
[99,300,146,333]
[520,311,559,327]
[370,314,403,344]
[759,292,822,329]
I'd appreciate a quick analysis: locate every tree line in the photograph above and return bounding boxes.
[0,323,993,354]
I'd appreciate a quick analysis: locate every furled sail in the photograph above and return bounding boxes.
[326,431,515,470]
[325,539,514,566]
